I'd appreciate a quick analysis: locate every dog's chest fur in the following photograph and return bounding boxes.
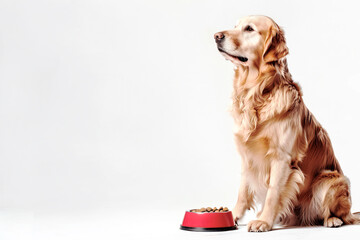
[232,77,302,198]
[232,79,300,142]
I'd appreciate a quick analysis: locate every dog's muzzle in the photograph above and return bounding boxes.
[214,32,248,63]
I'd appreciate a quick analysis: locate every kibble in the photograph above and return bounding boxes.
[190,207,230,213]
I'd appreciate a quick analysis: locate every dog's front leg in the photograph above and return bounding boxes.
[233,173,253,224]
[247,157,291,232]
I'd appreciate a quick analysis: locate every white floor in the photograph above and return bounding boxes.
[1,208,360,240]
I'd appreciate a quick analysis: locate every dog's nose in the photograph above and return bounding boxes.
[214,32,225,43]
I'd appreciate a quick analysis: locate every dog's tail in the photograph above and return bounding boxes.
[343,212,360,225]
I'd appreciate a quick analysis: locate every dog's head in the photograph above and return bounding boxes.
[214,15,288,67]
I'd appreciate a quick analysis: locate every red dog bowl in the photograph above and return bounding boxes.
[180,210,237,232]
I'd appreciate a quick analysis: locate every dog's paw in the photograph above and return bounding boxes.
[247,220,271,232]
[232,208,243,225]
[233,215,240,225]
[324,217,343,228]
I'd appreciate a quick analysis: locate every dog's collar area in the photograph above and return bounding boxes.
[218,48,248,63]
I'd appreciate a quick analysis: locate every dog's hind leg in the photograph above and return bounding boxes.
[312,170,360,227]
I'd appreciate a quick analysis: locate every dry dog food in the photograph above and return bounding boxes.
[190,207,229,213]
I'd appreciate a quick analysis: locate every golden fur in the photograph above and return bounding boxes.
[214,15,359,232]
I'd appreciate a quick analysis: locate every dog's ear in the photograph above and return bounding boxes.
[263,26,289,63]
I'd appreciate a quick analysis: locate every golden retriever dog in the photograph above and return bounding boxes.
[214,15,359,232]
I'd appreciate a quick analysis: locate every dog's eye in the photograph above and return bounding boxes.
[245,25,254,32]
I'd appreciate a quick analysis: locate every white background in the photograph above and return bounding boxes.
[1,0,360,239]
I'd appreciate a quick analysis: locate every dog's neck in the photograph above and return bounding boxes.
[232,63,266,99]
[233,60,290,98]
[234,65,259,89]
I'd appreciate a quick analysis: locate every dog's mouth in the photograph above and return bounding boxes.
[218,48,248,63]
